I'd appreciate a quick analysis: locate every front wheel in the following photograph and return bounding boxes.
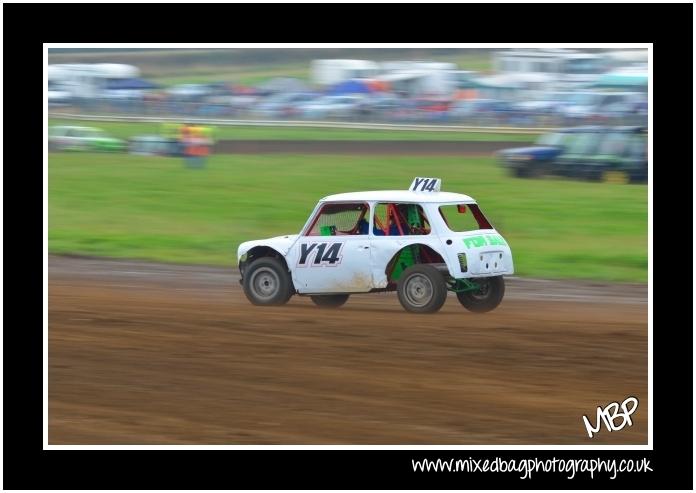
[456,276,505,313]
[396,264,448,314]
[310,294,349,308]
[242,257,293,306]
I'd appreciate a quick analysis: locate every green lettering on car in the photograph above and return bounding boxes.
[486,234,507,246]
[463,236,487,248]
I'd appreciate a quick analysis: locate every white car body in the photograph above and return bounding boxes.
[238,178,514,295]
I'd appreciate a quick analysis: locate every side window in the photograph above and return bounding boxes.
[373,203,431,236]
[566,132,601,156]
[626,134,647,158]
[306,202,369,236]
[439,204,493,232]
[598,133,629,157]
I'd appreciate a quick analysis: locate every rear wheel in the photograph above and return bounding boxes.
[396,264,448,314]
[457,276,505,313]
[310,294,349,308]
[242,257,293,306]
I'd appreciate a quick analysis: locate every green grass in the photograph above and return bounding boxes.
[48,119,539,142]
[49,152,647,282]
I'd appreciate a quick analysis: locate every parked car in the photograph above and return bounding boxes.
[237,177,514,314]
[48,126,126,152]
[560,92,645,121]
[299,95,366,119]
[448,99,513,122]
[254,92,318,118]
[165,84,213,101]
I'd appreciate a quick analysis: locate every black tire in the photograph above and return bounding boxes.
[396,264,448,314]
[242,257,294,306]
[310,294,349,308]
[456,276,505,313]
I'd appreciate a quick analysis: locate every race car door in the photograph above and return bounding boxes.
[289,202,373,294]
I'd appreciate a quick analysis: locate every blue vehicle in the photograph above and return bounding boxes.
[497,127,596,178]
[499,126,647,183]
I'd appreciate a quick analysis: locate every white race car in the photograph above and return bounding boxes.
[237,178,514,313]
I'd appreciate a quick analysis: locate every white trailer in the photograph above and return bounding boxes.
[311,59,379,86]
[377,61,459,96]
[47,63,140,99]
[493,49,607,89]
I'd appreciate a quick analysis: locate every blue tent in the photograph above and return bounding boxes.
[106,78,160,90]
[327,79,373,95]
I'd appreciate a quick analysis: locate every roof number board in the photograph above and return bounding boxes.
[410,177,442,193]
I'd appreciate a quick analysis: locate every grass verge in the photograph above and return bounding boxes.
[49,152,647,282]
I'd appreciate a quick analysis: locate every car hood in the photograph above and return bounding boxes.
[238,234,299,260]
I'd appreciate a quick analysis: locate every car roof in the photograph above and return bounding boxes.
[320,190,476,204]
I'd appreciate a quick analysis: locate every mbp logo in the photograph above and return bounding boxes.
[298,242,344,267]
[582,396,639,438]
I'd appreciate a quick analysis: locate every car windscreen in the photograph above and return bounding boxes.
[564,132,602,155]
[596,132,631,156]
[536,132,567,147]
[439,204,492,232]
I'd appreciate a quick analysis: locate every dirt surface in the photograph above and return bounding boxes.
[48,255,648,445]
[212,140,521,155]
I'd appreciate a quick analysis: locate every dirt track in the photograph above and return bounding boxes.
[48,255,648,445]
[212,140,521,155]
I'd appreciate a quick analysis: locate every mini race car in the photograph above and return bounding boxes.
[237,178,514,313]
